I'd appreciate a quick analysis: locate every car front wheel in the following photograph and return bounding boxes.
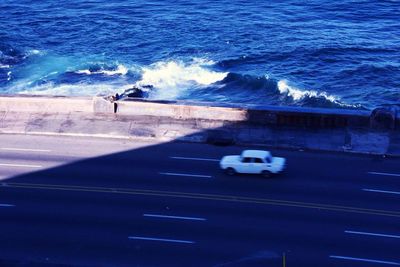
[225,167,236,176]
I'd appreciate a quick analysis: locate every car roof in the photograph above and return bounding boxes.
[241,150,271,158]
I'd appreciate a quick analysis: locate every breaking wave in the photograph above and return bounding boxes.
[276,80,360,108]
[213,73,361,108]
[6,58,229,99]
[136,60,228,99]
[277,80,336,102]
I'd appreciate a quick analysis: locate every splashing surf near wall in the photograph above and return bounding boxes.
[0,44,362,109]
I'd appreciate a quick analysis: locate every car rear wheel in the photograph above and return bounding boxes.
[225,167,236,176]
[261,170,271,178]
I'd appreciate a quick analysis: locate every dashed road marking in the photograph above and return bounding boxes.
[0,163,42,168]
[159,172,212,178]
[345,230,400,239]
[330,255,400,265]
[0,204,14,207]
[170,156,219,162]
[128,236,195,244]
[143,213,206,221]
[363,188,400,196]
[368,172,400,177]
[1,147,51,153]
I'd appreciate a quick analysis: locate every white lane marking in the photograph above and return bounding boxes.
[128,236,195,244]
[0,204,14,207]
[159,172,212,178]
[345,230,400,239]
[368,172,400,177]
[363,189,400,196]
[143,213,206,221]
[170,156,219,162]
[0,163,42,168]
[1,147,51,153]
[330,255,400,265]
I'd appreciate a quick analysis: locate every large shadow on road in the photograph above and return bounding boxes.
[0,110,296,267]
[1,107,395,267]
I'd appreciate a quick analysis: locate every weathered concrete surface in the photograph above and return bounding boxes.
[0,95,92,113]
[0,95,399,156]
[116,99,247,121]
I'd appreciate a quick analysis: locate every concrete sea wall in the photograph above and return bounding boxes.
[0,95,399,156]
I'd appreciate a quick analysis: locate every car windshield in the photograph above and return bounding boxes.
[265,156,272,163]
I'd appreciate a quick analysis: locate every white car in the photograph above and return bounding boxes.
[220,150,286,177]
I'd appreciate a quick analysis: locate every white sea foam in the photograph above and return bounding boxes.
[0,64,10,69]
[76,69,92,75]
[27,49,42,55]
[7,71,11,81]
[23,49,45,59]
[191,57,216,66]
[16,82,120,96]
[8,59,225,99]
[75,64,128,76]
[137,60,228,99]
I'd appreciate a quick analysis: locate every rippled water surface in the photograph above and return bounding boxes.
[1,0,399,109]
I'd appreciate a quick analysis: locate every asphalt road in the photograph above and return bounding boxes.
[0,133,399,267]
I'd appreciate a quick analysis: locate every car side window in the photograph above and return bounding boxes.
[265,156,272,163]
[254,158,263,163]
[242,157,252,163]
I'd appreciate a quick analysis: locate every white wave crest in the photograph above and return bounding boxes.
[137,60,228,99]
[76,64,128,76]
[277,80,361,108]
[278,80,338,102]
[0,64,10,69]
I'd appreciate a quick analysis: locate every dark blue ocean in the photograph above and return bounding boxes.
[1,0,399,110]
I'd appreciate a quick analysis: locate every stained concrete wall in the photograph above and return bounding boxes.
[115,98,384,130]
[115,99,247,121]
[0,95,399,156]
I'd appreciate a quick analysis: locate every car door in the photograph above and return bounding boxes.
[252,157,266,173]
[264,156,273,171]
[237,157,252,173]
